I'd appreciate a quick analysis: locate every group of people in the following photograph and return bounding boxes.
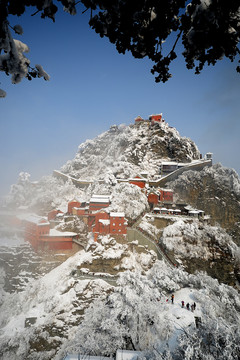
[181,300,196,312]
[169,294,196,312]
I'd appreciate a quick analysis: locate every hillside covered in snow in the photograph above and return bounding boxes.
[168,163,240,246]
[0,246,239,360]
[1,117,240,359]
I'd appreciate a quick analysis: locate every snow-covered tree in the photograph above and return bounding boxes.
[176,318,240,360]
[1,1,240,96]
[62,270,173,357]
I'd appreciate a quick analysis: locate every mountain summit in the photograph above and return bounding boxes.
[60,119,200,183]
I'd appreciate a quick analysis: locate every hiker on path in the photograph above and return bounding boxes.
[193,302,196,310]
[191,304,194,312]
[171,294,174,304]
[186,303,190,310]
[181,300,184,308]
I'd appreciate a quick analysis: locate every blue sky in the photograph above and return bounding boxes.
[1,5,240,198]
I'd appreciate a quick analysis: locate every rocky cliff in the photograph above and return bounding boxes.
[168,163,240,246]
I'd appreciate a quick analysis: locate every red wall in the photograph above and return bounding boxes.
[129,178,146,189]
[89,202,109,212]
[150,114,163,122]
[92,212,109,233]
[68,201,81,214]
[159,190,173,202]
[48,210,63,221]
[40,240,72,251]
[73,208,87,216]
[110,216,127,235]
[148,193,159,204]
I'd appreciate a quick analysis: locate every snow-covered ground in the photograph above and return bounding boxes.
[0,242,239,360]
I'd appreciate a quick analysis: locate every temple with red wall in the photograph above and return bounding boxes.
[89,195,110,212]
[148,191,159,208]
[149,113,164,123]
[129,176,146,189]
[21,214,77,251]
[48,209,63,221]
[68,200,82,214]
[91,211,127,241]
[159,188,173,202]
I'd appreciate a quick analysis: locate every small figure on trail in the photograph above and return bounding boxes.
[171,294,174,304]
[181,300,184,308]
[191,304,194,312]
[186,303,190,310]
[193,302,196,310]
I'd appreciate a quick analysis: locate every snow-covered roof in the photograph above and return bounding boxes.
[153,207,161,210]
[48,229,77,237]
[56,213,64,217]
[160,207,168,211]
[173,209,181,212]
[110,212,125,217]
[92,194,111,199]
[90,195,111,203]
[116,349,143,360]
[184,205,194,211]
[18,213,49,225]
[134,115,143,120]
[99,219,110,225]
[90,198,110,203]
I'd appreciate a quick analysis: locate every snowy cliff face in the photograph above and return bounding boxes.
[1,257,240,360]
[60,121,200,181]
[0,235,158,360]
[167,163,240,246]
[161,219,240,286]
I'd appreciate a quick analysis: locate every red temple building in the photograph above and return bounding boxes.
[21,214,77,251]
[134,115,144,124]
[129,176,146,189]
[91,211,127,241]
[89,195,111,212]
[48,209,63,221]
[159,188,173,202]
[149,113,164,124]
[68,199,82,214]
[109,212,127,234]
[148,191,159,209]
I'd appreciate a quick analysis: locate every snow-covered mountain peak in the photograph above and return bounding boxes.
[61,121,200,182]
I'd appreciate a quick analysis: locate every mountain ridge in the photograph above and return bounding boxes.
[1,117,240,359]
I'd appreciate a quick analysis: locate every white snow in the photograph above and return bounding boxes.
[49,229,77,237]
[116,349,143,360]
[110,212,125,217]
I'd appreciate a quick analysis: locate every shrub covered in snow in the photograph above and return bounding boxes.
[109,182,149,219]
[162,219,238,261]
